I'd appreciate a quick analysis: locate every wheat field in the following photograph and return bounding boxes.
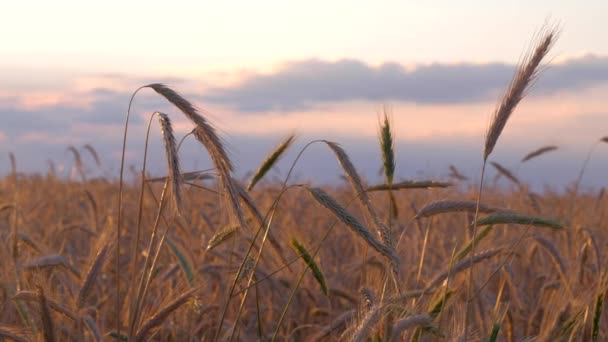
[1,24,607,342]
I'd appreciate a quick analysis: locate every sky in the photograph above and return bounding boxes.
[2,1,608,191]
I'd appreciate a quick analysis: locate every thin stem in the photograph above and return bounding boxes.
[464,160,487,339]
[437,245,458,330]
[137,191,175,327]
[128,180,169,337]
[229,209,279,342]
[214,140,325,341]
[254,276,264,340]
[127,112,159,332]
[416,218,432,284]
[471,226,532,301]
[271,187,360,341]
[116,85,146,335]
[574,141,599,197]
[571,141,600,222]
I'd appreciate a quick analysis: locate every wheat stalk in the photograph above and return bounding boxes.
[466,24,558,338]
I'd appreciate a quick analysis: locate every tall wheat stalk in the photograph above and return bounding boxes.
[119,84,235,338]
[127,112,183,338]
[464,24,558,339]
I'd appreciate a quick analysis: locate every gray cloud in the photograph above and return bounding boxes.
[202,55,608,112]
[0,85,200,141]
[0,90,139,137]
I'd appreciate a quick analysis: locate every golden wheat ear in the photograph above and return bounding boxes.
[147,83,245,226]
[156,113,183,213]
[484,25,559,161]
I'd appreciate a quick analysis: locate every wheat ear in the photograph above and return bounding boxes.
[248,134,295,191]
[352,304,385,342]
[135,288,196,341]
[490,161,521,185]
[324,141,393,247]
[82,144,102,166]
[416,200,508,218]
[157,113,183,213]
[78,242,111,308]
[306,187,399,268]
[147,83,244,226]
[484,26,558,160]
[521,145,558,162]
[379,109,395,185]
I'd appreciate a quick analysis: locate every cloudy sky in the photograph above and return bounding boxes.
[2,1,608,190]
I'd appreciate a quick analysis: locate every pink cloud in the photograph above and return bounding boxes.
[0,89,96,111]
[17,131,78,144]
[203,84,608,149]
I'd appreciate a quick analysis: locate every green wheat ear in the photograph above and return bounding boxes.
[291,238,329,296]
[248,134,295,191]
[379,109,395,185]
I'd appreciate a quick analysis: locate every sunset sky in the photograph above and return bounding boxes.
[2,1,608,190]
